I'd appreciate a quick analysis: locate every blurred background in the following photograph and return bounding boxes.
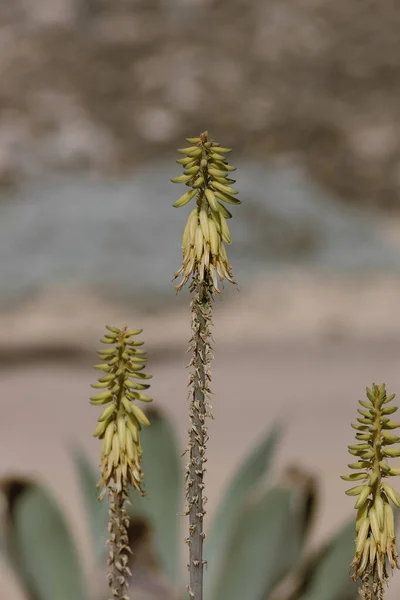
[2,1,400,599]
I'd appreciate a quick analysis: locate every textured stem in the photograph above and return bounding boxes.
[360,571,381,600]
[107,486,132,600]
[185,277,213,600]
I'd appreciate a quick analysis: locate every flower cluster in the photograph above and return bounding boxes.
[342,383,400,600]
[171,131,241,292]
[90,325,152,499]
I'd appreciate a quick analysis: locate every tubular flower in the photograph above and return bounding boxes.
[90,325,152,499]
[171,131,241,293]
[342,383,400,600]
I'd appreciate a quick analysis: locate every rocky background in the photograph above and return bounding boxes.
[1,0,400,209]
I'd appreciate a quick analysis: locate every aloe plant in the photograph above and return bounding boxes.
[89,325,153,600]
[171,132,240,600]
[0,410,358,600]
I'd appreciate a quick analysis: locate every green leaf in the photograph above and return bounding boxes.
[296,519,357,600]
[10,482,88,600]
[129,408,182,584]
[205,424,281,598]
[72,446,108,562]
[210,486,301,600]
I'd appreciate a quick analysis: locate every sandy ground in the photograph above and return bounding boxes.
[3,274,400,599]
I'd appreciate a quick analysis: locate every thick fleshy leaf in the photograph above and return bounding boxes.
[205,424,281,598]
[9,482,88,600]
[210,486,301,600]
[128,408,182,584]
[72,446,108,562]
[296,519,357,600]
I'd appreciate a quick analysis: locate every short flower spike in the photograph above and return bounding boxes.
[90,325,152,499]
[342,383,400,600]
[171,131,241,292]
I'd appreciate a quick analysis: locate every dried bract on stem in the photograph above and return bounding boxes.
[184,277,214,599]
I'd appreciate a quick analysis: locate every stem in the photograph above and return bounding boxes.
[107,486,132,600]
[372,403,382,499]
[186,277,213,600]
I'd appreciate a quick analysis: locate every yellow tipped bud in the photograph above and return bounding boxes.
[131,404,151,427]
[104,421,115,456]
[219,213,232,244]
[209,146,232,154]
[213,188,241,205]
[112,433,120,468]
[117,415,127,452]
[184,166,200,175]
[173,189,197,208]
[199,209,210,242]
[195,226,204,261]
[121,395,132,413]
[382,482,400,507]
[211,181,238,196]
[208,218,220,257]
[93,420,109,438]
[126,413,139,442]
[384,503,395,539]
[369,507,381,543]
[90,381,110,389]
[98,404,116,422]
[216,201,232,219]
[177,146,202,155]
[356,501,370,532]
[193,176,204,188]
[126,430,137,462]
[355,486,371,509]
[177,156,195,165]
[375,495,385,529]
[205,188,220,212]
[356,518,370,554]
[171,174,192,184]
[346,485,368,497]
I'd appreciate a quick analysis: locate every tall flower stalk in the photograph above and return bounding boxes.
[342,383,400,600]
[171,132,241,600]
[90,325,152,600]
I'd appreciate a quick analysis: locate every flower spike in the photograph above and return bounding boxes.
[90,325,152,499]
[171,131,241,293]
[90,325,152,600]
[342,383,400,600]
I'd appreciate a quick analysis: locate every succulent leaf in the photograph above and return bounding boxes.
[72,448,108,563]
[128,408,182,585]
[205,424,281,599]
[296,519,358,600]
[4,481,88,600]
[209,486,303,600]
